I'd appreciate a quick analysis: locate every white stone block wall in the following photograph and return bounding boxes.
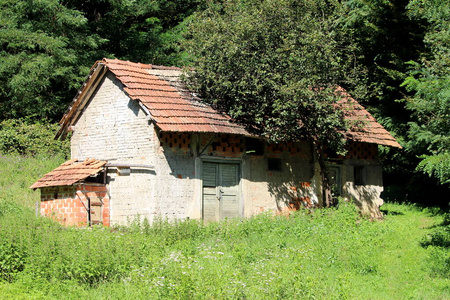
[70,72,197,225]
[341,161,384,219]
[242,153,312,216]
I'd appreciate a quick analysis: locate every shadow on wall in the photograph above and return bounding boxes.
[262,162,315,212]
[107,168,156,182]
[345,183,384,219]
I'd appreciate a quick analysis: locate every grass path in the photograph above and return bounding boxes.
[353,203,450,299]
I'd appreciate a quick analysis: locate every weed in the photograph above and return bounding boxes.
[0,154,450,298]
[0,243,26,282]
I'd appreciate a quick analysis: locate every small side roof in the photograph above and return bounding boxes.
[30,159,106,189]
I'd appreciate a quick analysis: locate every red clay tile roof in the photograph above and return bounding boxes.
[336,88,401,148]
[56,58,400,148]
[30,159,106,189]
[103,58,251,135]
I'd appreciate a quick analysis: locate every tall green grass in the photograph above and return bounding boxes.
[0,154,449,299]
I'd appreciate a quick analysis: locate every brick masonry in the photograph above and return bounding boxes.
[40,185,109,227]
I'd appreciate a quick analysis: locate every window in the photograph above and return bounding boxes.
[245,138,264,156]
[267,158,282,171]
[354,166,365,185]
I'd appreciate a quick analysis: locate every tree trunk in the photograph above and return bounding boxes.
[313,142,334,208]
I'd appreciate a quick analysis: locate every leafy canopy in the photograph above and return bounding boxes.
[402,0,450,184]
[0,0,205,122]
[185,0,361,152]
[0,0,104,120]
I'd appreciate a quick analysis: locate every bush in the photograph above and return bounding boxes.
[428,247,450,278]
[0,119,69,157]
[0,242,26,282]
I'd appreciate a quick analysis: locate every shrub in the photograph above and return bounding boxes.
[0,198,23,216]
[0,119,69,157]
[428,247,450,278]
[0,242,26,282]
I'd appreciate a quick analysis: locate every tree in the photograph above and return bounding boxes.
[0,0,205,122]
[0,0,104,121]
[402,0,450,185]
[342,0,423,174]
[65,0,206,66]
[184,0,362,207]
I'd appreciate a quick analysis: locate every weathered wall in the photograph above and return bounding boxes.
[69,71,385,224]
[241,143,313,216]
[342,163,384,219]
[336,143,384,219]
[40,185,109,227]
[71,73,196,225]
[71,72,154,161]
[195,134,314,217]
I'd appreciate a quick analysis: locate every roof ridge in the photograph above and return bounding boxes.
[103,58,152,70]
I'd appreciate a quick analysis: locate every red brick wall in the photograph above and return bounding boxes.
[80,185,110,227]
[40,185,110,227]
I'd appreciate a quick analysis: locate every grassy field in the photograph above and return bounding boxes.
[0,154,449,299]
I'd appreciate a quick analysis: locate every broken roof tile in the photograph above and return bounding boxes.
[30,159,107,189]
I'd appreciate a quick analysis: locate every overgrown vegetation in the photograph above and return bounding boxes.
[0,119,70,157]
[0,154,449,299]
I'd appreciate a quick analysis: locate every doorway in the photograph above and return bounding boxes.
[202,162,240,221]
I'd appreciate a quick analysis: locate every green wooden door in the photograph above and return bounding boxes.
[202,162,240,221]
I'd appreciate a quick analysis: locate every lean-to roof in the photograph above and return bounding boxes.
[30,159,106,189]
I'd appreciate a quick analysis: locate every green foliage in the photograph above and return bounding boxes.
[341,0,448,205]
[421,211,450,279]
[184,0,361,152]
[0,0,104,120]
[401,0,450,185]
[417,153,450,185]
[0,154,450,299]
[61,0,206,66]
[0,0,205,122]
[0,200,447,298]
[0,242,26,283]
[0,153,65,208]
[427,247,450,279]
[1,154,450,299]
[0,119,69,156]
[343,0,426,104]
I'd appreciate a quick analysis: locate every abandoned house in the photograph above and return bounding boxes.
[30,58,401,227]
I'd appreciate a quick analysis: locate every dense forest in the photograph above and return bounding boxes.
[0,0,449,204]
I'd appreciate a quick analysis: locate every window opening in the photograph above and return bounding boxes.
[267,157,282,171]
[245,138,264,156]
